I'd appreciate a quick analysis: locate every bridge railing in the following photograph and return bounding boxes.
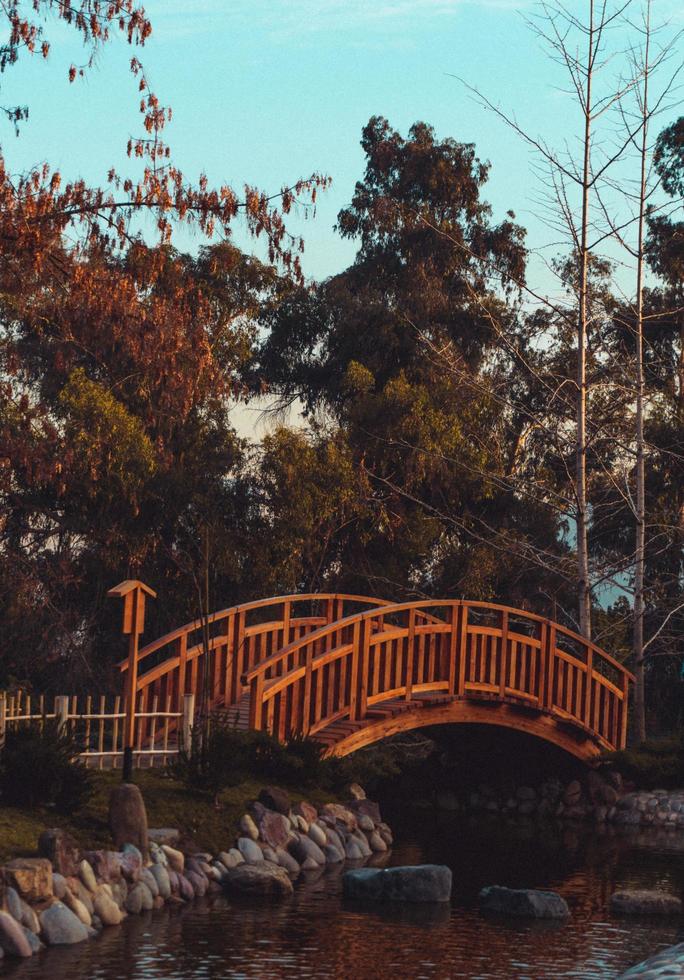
[119,593,392,735]
[241,600,635,753]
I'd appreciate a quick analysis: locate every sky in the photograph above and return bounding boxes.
[2,0,683,437]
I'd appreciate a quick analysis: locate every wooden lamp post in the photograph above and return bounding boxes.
[108,579,157,782]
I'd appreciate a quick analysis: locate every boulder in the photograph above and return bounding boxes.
[222,862,294,898]
[563,780,582,807]
[257,810,292,850]
[228,848,245,867]
[276,849,300,876]
[323,844,344,864]
[52,873,67,900]
[84,850,123,883]
[78,859,98,894]
[369,831,388,853]
[5,887,22,923]
[343,865,452,903]
[610,890,683,915]
[357,814,375,833]
[19,901,39,935]
[21,926,42,955]
[148,828,180,847]
[261,846,278,864]
[125,883,145,915]
[258,786,292,815]
[479,885,570,919]
[320,803,358,831]
[293,801,318,824]
[348,783,366,801]
[149,863,171,899]
[3,858,53,903]
[140,867,160,898]
[38,829,81,877]
[108,783,149,858]
[587,771,619,807]
[237,838,264,864]
[161,845,184,875]
[290,834,325,866]
[239,813,259,841]
[177,874,195,902]
[308,822,327,848]
[349,798,382,824]
[68,878,94,914]
[63,889,92,927]
[40,902,90,945]
[0,910,33,958]
[93,890,123,926]
[186,870,207,897]
[344,839,365,861]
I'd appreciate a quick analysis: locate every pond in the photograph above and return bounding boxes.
[3,808,684,979]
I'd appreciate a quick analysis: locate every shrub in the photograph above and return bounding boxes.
[0,720,94,813]
[604,736,684,789]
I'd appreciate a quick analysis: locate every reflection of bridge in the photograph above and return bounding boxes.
[120,593,634,761]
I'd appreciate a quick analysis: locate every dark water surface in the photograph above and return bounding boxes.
[3,810,684,980]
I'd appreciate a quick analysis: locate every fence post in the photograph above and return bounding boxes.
[0,692,5,751]
[55,695,70,735]
[182,693,195,754]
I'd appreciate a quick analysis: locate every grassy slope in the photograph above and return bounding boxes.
[0,770,339,861]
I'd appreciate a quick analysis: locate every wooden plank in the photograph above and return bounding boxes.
[499,611,509,697]
[405,610,416,701]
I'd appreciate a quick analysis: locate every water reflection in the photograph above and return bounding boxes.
[3,812,684,979]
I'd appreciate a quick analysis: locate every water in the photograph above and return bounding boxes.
[3,810,684,979]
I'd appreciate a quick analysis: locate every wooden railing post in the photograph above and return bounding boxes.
[620,672,629,749]
[499,610,509,698]
[55,695,69,735]
[181,693,195,752]
[358,617,371,717]
[458,605,469,696]
[177,632,188,701]
[0,692,6,751]
[583,645,594,729]
[447,604,460,695]
[108,579,157,781]
[405,609,416,701]
[539,621,555,711]
[302,643,314,734]
[349,621,361,721]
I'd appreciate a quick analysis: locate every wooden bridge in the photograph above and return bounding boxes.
[116,590,634,763]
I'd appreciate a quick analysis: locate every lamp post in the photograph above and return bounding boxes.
[108,579,156,782]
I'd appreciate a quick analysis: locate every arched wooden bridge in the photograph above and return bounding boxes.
[118,592,634,762]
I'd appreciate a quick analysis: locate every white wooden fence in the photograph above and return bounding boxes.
[0,691,195,769]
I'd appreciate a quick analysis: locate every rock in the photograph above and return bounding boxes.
[217,851,238,871]
[563,780,582,807]
[140,867,159,898]
[148,828,180,846]
[351,830,372,858]
[348,783,366,801]
[161,845,184,875]
[257,810,292,850]
[343,865,452,903]
[293,801,318,824]
[369,831,388,853]
[300,857,320,871]
[79,859,98,894]
[320,803,357,831]
[618,941,684,978]
[38,829,81,877]
[344,839,365,861]
[290,834,325,866]
[516,786,537,802]
[93,890,123,926]
[276,849,300,876]
[138,882,155,911]
[20,901,39,935]
[108,783,149,858]
[326,827,345,852]
[239,813,259,841]
[0,910,33,958]
[261,846,278,864]
[349,799,381,824]
[40,902,90,945]
[52,873,67,900]
[68,878,94,914]
[125,883,145,915]
[149,863,171,899]
[177,874,195,902]
[63,889,92,927]
[308,822,327,848]
[167,869,180,894]
[228,848,245,867]
[323,844,344,864]
[222,862,294,898]
[258,786,292,815]
[84,850,123,883]
[186,870,207,897]
[479,885,570,919]
[610,890,683,915]
[150,843,168,866]
[3,858,53,903]
[21,926,42,955]
[293,815,309,834]
[5,887,22,923]
[587,771,619,807]
[237,838,264,864]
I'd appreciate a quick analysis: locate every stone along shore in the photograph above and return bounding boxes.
[0,783,393,960]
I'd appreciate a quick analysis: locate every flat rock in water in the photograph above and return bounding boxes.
[618,941,684,977]
[40,902,90,945]
[222,862,294,898]
[479,885,570,919]
[610,890,683,915]
[343,865,452,903]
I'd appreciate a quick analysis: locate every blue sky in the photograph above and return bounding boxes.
[8,0,674,282]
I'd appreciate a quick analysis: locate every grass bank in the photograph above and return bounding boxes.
[0,770,339,862]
